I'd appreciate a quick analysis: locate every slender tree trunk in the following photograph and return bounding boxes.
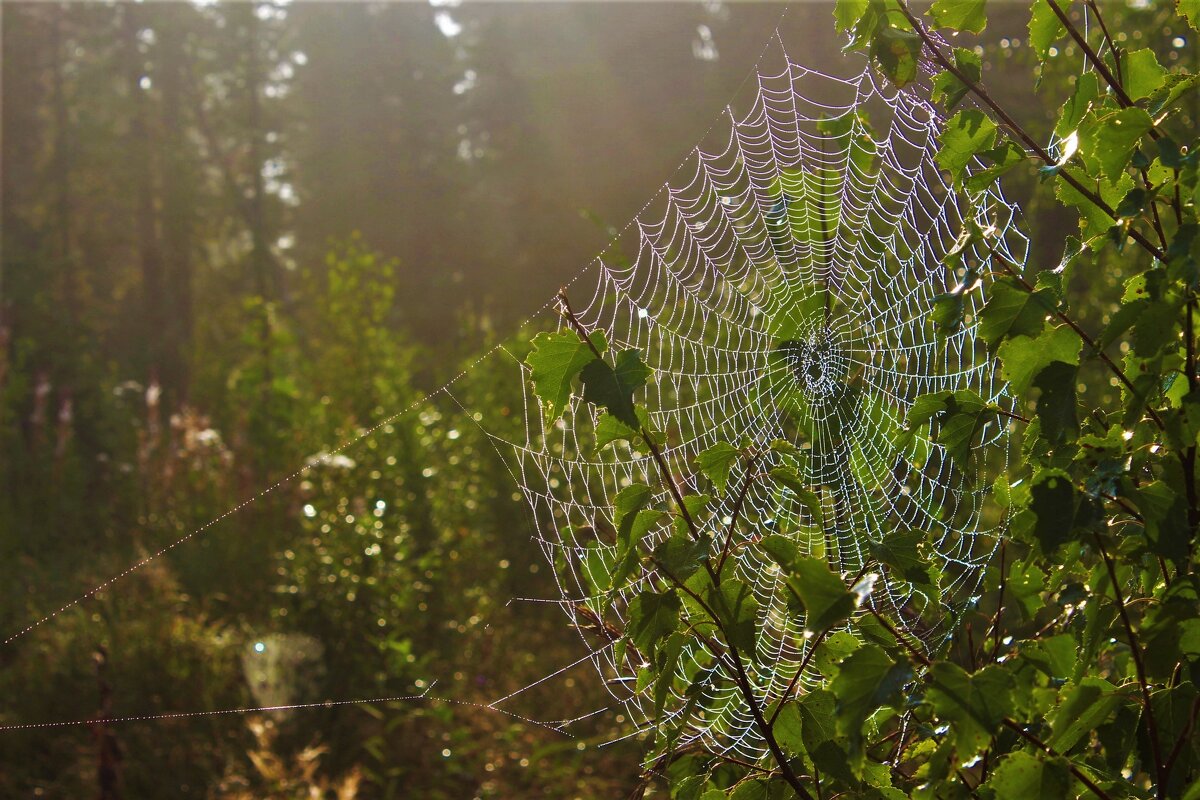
[246,4,274,480]
[93,646,122,800]
[158,16,194,404]
[51,5,77,332]
[123,5,166,393]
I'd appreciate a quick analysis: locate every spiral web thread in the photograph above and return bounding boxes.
[502,41,1027,760]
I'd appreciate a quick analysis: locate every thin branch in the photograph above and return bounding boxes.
[1083,0,1122,85]
[1048,0,1134,109]
[1099,492,1144,522]
[867,607,932,667]
[1162,694,1200,778]
[558,289,705,545]
[716,452,763,575]
[989,541,1007,661]
[1002,719,1115,800]
[997,407,1031,424]
[767,623,832,727]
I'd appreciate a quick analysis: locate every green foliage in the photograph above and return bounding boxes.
[520,2,1200,798]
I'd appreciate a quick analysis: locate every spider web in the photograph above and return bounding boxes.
[499,40,1026,760]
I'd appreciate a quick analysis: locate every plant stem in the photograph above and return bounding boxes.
[767,623,832,726]
[557,289,705,545]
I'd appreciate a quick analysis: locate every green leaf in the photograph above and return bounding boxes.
[1018,633,1077,680]
[1146,682,1200,774]
[978,278,1051,349]
[626,590,681,655]
[799,688,838,752]
[926,662,1015,756]
[580,348,651,428]
[964,141,1024,194]
[813,630,863,677]
[729,780,774,800]
[938,110,998,183]
[653,632,688,721]
[1047,677,1123,752]
[785,557,857,632]
[1139,480,1190,563]
[615,483,654,525]
[931,291,965,336]
[1150,73,1200,117]
[672,776,708,800]
[870,530,934,587]
[830,644,912,760]
[695,442,740,495]
[929,0,986,34]
[1079,107,1154,182]
[1028,0,1067,58]
[1181,0,1200,30]
[1055,72,1099,138]
[997,325,1081,393]
[1029,468,1082,553]
[652,533,708,583]
[932,47,982,110]
[1006,561,1046,619]
[871,26,922,89]
[1056,170,1134,240]
[906,390,998,472]
[1133,297,1184,356]
[760,534,800,573]
[772,703,805,757]
[1124,48,1167,100]
[1033,360,1079,444]
[1100,299,1149,349]
[834,0,870,34]
[595,411,639,451]
[986,751,1071,800]
[705,578,760,655]
[611,483,655,586]
[769,466,825,528]
[614,509,668,587]
[527,330,605,420]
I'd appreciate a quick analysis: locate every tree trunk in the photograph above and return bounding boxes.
[157,14,194,404]
[123,5,166,393]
